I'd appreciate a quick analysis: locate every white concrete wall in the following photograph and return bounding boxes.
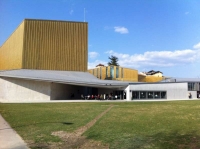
[124,86,130,101]
[0,77,51,102]
[130,82,189,100]
[188,91,197,99]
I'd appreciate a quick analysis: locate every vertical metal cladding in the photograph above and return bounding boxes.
[0,21,24,70]
[88,66,139,82]
[146,76,163,82]
[23,19,88,71]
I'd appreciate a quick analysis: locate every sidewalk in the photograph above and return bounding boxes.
[0,114,29,149]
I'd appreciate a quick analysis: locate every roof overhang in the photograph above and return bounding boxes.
[0,69,129,89]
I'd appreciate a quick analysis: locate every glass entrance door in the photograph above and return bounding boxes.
[114,90,125,100]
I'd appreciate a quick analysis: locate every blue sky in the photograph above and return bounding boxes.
[1,0,200,78]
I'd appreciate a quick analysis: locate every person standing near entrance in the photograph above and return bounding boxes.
[188,93,192,99]
[100,94,103,100]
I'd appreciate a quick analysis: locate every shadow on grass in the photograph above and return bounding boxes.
[0,122,73,130]
[111,131,200,149]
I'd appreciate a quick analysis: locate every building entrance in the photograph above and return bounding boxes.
[114,90,125,100]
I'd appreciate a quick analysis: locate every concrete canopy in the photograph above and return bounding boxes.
[0,69,129,88]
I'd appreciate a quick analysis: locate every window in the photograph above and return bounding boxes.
[161,92,166,99]
[116,67,119,78]
[132,91,139,99]
[188,82,195,91]
[154,92,160,99]
[132,91,167,99]
[148,92,154,99]
[140,91,146,99]
[110,66,114,78]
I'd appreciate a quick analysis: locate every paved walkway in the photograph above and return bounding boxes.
[0,114,29,149]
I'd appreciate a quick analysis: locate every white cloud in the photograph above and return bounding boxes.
[193,42,200,49]
[105,48,200,69]
[89,52,99,59]
[88,60,107,69]
[114,26,129,34]
[69,9,74,15]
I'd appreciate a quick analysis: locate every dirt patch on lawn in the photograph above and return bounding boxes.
[28,105,113,149]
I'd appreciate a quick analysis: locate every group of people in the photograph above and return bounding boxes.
[81,94,118,100]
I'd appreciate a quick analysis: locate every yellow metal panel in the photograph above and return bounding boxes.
[122,67,138,82]
[23,19,88,71]
[138,75,146,82]
[101,67,106,80]
[0,21,24,70]
[145,76,164,82]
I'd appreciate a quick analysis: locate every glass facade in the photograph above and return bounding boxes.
[188,82,197,91]
[148,92,154,99]
[161,92,166,98]
[154,92,161,99]
[140,91,147,99]
[110,66,114,78]
[132,91,167,100]
[132,91,139,99]
[116,67,119,78]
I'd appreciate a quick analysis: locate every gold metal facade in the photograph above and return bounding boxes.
[145,76,164,82]
[88,66,164,82]
[0,21,24,70]
[23,19,88,71]
[0,19,88,71]
[88,66,138,82]
[138,74,146,82]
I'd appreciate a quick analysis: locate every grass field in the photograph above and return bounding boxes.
[1,101,200,148]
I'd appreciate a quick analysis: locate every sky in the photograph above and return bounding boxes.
[1,0,200,78]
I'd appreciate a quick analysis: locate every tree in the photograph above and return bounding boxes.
[108,55,119,66]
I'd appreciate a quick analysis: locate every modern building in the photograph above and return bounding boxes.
[0,19,128,102]
[88,65,164,82]
[0,19,199,102]
[129,78,200,100]
[0,19,88,71]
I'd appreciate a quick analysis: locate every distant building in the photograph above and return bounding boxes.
[144,70,163,77]
[96,64,105,67]
[88,66,164,82]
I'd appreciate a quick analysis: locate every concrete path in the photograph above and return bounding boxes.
[0,114,29,149]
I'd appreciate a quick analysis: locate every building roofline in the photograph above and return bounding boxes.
[24,18,88,24]
[0,69,128,88]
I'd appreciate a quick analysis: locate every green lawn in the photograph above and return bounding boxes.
[1,101,200,148]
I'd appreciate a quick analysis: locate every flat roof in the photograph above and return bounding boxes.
[161,78,200,83]
[0,69,129,88]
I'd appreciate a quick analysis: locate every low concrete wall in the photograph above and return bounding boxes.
[0,77,51,102]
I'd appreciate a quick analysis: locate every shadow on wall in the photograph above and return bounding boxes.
[1,77,51,96]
